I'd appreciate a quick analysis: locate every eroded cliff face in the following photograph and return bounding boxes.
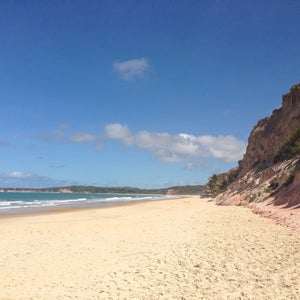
[238,83,300,178]
[216,83,300,229]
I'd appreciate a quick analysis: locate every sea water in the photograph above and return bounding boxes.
[0,192,173,214]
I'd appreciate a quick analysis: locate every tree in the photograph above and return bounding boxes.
[207,174,219,196]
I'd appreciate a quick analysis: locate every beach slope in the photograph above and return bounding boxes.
[0,196,299,299]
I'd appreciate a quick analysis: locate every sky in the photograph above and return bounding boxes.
[1,0,300,189]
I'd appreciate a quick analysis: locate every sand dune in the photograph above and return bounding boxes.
[0,196,299,299]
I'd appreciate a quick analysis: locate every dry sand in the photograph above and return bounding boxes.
[0,196,299,299]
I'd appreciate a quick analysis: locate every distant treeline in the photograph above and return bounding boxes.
[1,185,206,195]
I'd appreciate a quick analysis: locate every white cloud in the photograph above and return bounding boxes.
[105,123,133,145]
[185,160,209,170]
[196,135,246,162]
[36,124,71,142]
[37,125,99,146]
[53,124,71,136]
[113,58,149,81]
[69,132,96,143]
[104,123,246,166]
[0,171,69,188]
[9,171,33,179]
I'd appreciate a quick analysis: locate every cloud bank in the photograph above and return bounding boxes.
[37,123,246,169]
[69,132,96,143]
[113,58,149,80]
[105,123,246,164]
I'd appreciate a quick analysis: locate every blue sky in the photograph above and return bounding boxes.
[1,0,300,188]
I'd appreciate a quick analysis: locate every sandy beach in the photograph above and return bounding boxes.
[0,196,299,299]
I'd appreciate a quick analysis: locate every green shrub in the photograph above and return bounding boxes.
[274,127,300,162]
[206,168,238,197]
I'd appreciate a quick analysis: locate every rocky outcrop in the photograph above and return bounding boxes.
[58,188,73,193]
[215,83,300,229]
[216,155,300,206]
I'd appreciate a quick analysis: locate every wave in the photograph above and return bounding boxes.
[0,194,175,213]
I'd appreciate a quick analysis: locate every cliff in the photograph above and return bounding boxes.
[238,83,300,177]
[215,83,300,229]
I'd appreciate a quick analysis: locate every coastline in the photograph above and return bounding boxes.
[0,196,299,299]
[0,192,175,216]
[0,194,180,219]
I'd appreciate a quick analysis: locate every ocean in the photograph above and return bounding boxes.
[0,192,173,214]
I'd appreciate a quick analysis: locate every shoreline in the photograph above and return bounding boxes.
[0,195,182,219]
[0,192,177,217]
[1,193,298,231]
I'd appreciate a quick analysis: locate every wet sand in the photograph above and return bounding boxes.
[0,196,299,299]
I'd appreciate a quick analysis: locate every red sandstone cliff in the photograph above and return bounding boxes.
[215,83,300,229]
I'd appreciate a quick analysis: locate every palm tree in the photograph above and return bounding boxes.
[207,174,219,196]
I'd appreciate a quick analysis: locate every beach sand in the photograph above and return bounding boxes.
[0,196,299,299]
